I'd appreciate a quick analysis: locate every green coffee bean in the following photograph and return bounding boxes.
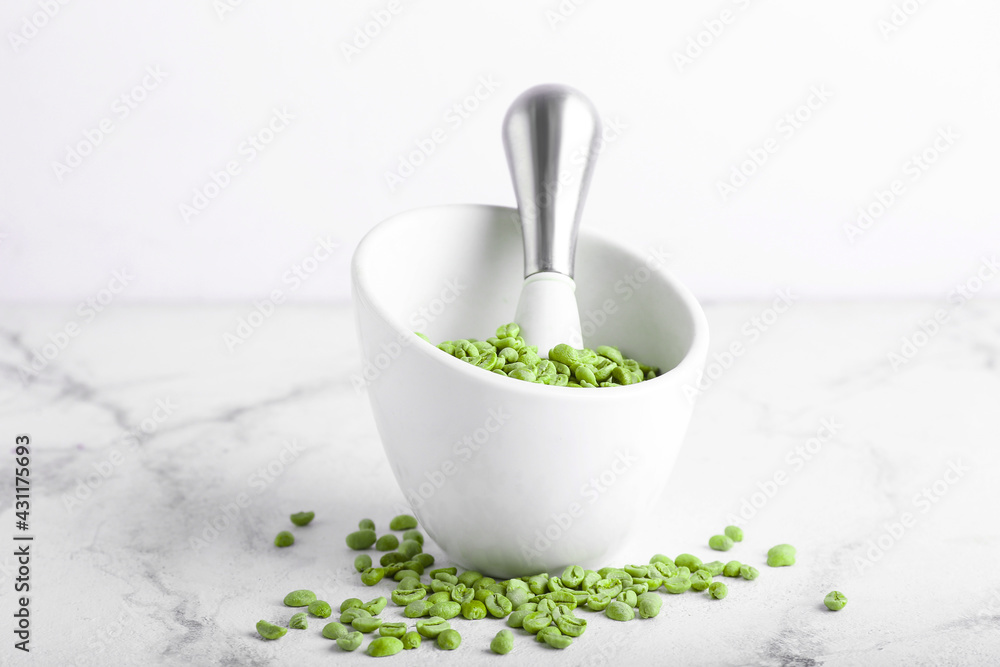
[431,567,457,578]
[401,561,425,576]
[375,534,399,551]
[506,609,531,628]
[401,630,421,649]
[389,514,418,531]
[415,616,450,638]
[522,612,552,634]
[472,576,496,591]
[536,599,556,615]
[605,600,635,622]
[429,580,452,595]
[256,620,287,640]
[414,552,435,568]
[616,590,638,607]
[340,598,362,612]
[354,554,372,572]
[367,636,403,657]
[459,599,485,620]
[740,565,759,581]
[505,587,531,609]
[429,600,461,619]
[824,591,847,611]
[690,570,712,592]
[351,616,382,633]
[767,544,797,567]
[393,569,421,582]
[288,612,308,629]
[604,569,633,586]
[709,534,735,551]
[345,529,377,550]
[403,600,431,618]
[723,561,742,577]
[526,574,548,594]
[402,529,424,545]
[676,566,691,578]
[555,613,588,636]
[340,608,370,624]
[636,592,663,618]
[289,511,314,526]
[624,564,650,578]
[649,554,675,566]
[536,626,561,643]
[586,593,612,611]
[283,589,316,607]
[709,582,728,600]
[361,567,385,586]
[561,565,585,588]
[436,628,461,650]
[491,629,514,654]
[675,554,702,570]
[358,518,375,531]
[593,578,623,598]
[663,576,691,594]
[543,632,573,649]
[581,570,602,590]
[274,531,294,547]
[699,561,725,577]
[390,588,426,606]
[322,621,348,639]
[308,600,332,618]
[486,593,513,618]
[336,631,363,651]
[362,597,387,616]
[426,590,451,605]
[398,539,422,559]
[380,552,407,566]
[725,525,743,542]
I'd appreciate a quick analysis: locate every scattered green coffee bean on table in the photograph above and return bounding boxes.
[675,553,702,570]
[290,511,314,526]
[725,525,743,542]
[437,628,462,650]
[354,554,372,572]
[255,620,287,640]
[283,589,316,607]
[288,612,308,629]
[345,529,377,550]
[367,636,404,656]
[415,616,451,638]
[306,600,331,618]
[358,518,375,531]
[825,591,847,611]
[401,630,421,649]
[709,582,728,599]
[767,544,797,567]
[375,534,399,551]
[273,531,294,547]
[336,631,363,651]
[389,514,418,531]
[723,560,742,577]
[709,534,735,551]
[740,565,760,581]
[322,622,348,640]
[491,628,515,654]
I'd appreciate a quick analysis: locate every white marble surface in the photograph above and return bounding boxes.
[1,300,998,666]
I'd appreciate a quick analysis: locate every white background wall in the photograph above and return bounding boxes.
[1,0,997,304]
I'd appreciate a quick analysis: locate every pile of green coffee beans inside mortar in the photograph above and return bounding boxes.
[417,322,659,387]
